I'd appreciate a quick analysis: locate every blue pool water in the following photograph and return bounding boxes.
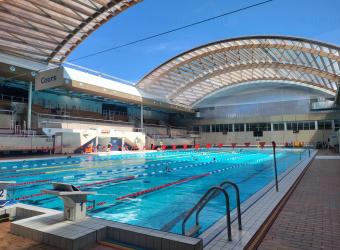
[1,148,308,235]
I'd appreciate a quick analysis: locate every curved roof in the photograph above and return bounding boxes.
[137,35,340,107]
[0,0,140,64]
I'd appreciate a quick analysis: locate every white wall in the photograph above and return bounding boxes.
[0,114,12,128]
[0,135,53,151]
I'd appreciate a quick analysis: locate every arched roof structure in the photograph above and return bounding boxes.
[0,0,141,64]
[137,36,340,107]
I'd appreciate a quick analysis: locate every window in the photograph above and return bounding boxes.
[246,123,270,131]
[303,122,309,130]
[318,120,332,130]
[292,123,298,131]
[302,121,315,130]
[234,123,244,132]
[215,124,221,132]
[192,126,199,132]
[258,123,271,131]
[287,122,298,131]
[335,120,340,131]
[246,123,256,131]
[210,124,233,133]
[273,123,284,131]
[212,124,223,132]
[222,124,233,132]
[201,125,210,132]
[325,120,332,130]
[286,122,292,130]
[211,124,216,132]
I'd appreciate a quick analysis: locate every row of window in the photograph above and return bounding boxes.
[194,120,339,133]
[335,120,340,131]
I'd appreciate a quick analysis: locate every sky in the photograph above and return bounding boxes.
[66,0,340,83]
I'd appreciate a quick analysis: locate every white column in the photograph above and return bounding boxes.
[27,81,33,130]
[140,103,143,129]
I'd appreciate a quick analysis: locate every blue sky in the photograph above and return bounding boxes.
[67,0,340,83]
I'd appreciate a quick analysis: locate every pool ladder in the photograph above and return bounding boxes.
[181,181,242,241]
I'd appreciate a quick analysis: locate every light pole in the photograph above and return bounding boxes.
[272,141,279,192]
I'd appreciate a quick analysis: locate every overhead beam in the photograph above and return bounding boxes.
[168,62,340,100]
[139,37,340,86]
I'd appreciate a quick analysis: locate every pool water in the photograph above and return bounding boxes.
[1,148,307,235]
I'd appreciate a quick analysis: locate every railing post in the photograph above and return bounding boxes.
[271,141,279,192]
[219,181,242,230]
[27,81,33,130]
[182,187,232,241]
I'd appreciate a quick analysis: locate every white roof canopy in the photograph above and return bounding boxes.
[137,36,340,107]
[0,0,141,64]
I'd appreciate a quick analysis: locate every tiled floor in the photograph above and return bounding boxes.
[0,222,60,250]
[259,151,340,250]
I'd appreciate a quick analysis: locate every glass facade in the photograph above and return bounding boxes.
[273,123,284,131]
[335,120,340,131]
[317,120,332,130]
[199,120,334,133]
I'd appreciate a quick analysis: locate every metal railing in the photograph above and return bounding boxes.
[35,112,134,127]
[0,94,27,103]
[182,181,242,241]
[219,181,242,231]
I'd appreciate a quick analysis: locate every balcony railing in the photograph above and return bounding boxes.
[35,112,133,127]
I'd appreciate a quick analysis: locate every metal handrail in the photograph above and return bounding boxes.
[219,181,242,230]
[35,111,133,126]
[182,186,232,241]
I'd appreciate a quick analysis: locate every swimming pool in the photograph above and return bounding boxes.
[1,148,308,235]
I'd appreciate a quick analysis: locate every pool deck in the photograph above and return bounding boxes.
[203,149,318,250]
[257,150,340,250]
[0,221,61,250]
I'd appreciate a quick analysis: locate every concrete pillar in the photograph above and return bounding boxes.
[315,121,318,130]
[270,123,274,131]
[27,81,33,130]
[140,103,144,130]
